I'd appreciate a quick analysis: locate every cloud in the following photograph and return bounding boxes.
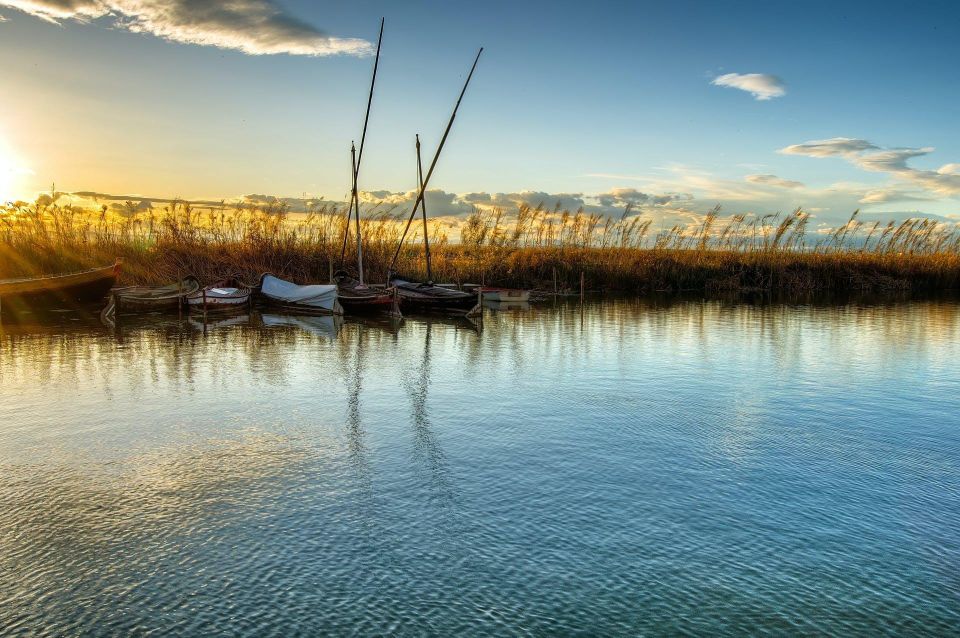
[711,73,785,100]
[0,0,372,56]
[858,189,934,205]
[779,137,879,157]
[745,174,804,189]
[780,137,960,196]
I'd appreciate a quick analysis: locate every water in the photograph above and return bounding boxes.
[1,298,959,635]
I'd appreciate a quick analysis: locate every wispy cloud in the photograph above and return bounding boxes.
[745,174,804,189]
[780,137,878,157]
[711,73,785,100]
[0,0,372,56]
[780,137,960,196]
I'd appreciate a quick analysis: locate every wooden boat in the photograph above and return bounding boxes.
[389,276,479,314]
[331,23,400,317]
[335,272,399,314]
[0,261,120,306]
[479,287,530,302]
[258,274,343,315]
[112,276,200,312]
[386,48,483,317]
[185,279,252,312]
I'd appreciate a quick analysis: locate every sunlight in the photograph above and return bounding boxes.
[0,136,29,203]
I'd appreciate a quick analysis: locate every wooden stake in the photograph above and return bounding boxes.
[202,288,207,322]
[580,271,585,303]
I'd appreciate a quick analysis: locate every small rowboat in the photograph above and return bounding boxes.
[186,280,252,312]
[334,272,400,315]
[0,261,120,306]
[479,287,530,302]
[112,276,200,312]
[258,274,343,315]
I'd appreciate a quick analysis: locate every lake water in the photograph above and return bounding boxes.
[1,298,959,635]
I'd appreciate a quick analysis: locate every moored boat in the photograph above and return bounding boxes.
[479,287,530,302]
[258,274,343,315]
[0,261,120,307]
[186,279,252,312]
[112,276,200,312]
[390,276,480,315]
[334,272,399,315]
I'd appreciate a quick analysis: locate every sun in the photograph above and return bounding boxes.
[0,139,29,204]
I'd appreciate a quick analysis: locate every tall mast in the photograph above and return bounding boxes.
[338,17,384,272]
[416,134,432,282]
[390,47,483,275]
[351,143,364,284]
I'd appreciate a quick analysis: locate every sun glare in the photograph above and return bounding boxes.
[0,137,29,204]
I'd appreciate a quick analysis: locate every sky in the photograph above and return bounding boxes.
[0,0,958,229]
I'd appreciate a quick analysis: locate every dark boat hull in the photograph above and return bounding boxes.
[0,263,120,309]
[390,277,479,314]
[114,277,200,312]
[336,275,399,314]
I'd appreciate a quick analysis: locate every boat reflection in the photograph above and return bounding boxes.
[483,299,531,312]
[259,312,343,339]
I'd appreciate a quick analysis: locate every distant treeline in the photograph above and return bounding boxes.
[2,199,959,294]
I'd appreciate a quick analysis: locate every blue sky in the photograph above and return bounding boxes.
[0,0,957,227]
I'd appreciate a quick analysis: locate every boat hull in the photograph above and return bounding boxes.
[0,263,120,307]
[335,275,399,315]
[390,277,479,315]
[114,277,201,312]
[186,282,252,313]
[480,288,530,302]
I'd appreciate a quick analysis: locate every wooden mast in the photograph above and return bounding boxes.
[416,134,433,283]
[351,143,364,284]
[390,47,483,276]
[338,17,384,273]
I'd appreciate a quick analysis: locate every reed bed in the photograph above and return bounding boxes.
[2,198,959,295]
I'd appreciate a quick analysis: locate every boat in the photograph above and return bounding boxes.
[335,272,399,314]
[0,261,120,307]
[331,21,400,317]
[390,276,479,314]
[479,287,530,302]
[111,276,200,312]
[258,274,343,315]
[386,48,483,317]
[185,279,252,312]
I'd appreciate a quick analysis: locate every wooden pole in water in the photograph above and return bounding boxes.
[390,47,483,275]
[202,288,207,323]
[580,271,584,303]
[553,267,557,294]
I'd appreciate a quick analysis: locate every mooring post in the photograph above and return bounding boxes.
[202,288,208,323]
[580,272,585,303]
[553,267,558,295]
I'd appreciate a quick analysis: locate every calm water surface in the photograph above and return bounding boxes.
[1,298,959,635]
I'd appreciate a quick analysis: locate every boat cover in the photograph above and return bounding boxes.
[260,275,339,311]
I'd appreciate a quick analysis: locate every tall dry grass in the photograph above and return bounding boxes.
[2,197,959,294]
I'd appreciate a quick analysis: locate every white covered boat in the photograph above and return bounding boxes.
[258,274,343,315]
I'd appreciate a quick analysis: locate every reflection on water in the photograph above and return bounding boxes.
[1,298,959,635]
